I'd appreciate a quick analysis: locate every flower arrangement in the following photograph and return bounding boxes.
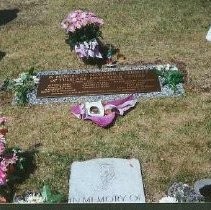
[0,115,35,202]
[13,184,63,204]
[61,10,104,59]
[14,192,45,204]
[168,182,204,202]
[0,116,18,201]
[0,116,17,186]
[5,67,39,105]
[159,182,204,203]
[154,64,184,92]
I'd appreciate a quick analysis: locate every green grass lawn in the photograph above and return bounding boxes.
[0,0,211,202]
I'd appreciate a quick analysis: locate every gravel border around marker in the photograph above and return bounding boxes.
[27,64,185,105]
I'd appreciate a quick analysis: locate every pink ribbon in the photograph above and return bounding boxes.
[70,95,137,127]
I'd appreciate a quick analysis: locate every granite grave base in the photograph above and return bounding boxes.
[28,64,185,105]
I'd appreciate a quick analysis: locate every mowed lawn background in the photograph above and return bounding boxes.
[0,0,211,202]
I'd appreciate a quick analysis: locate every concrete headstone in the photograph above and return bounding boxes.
[68,158,145,203]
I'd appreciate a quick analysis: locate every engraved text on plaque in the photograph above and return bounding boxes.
[36,70,161,98]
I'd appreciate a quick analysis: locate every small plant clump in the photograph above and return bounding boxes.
[13,184,63,204]
[4,67,39,106]
[167,182,204,203]
[154,64,184,92]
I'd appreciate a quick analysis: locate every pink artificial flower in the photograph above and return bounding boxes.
[81,19,88,27]
[0,168,7,185]
[81,12,87,19]
[4,153,18,165]
[71,17,77,23]
[0,141,5,155]
[61,10,103,33]
[61,20,69,29]
[90,17,97,23]
[0,161,7,186]
[69,12,77,19]
[0,117,6,125]
[75,21,82,29]
[0,153,18,185]
[68,26,75,33]
[0,160,7,171]
[0,134,5,140]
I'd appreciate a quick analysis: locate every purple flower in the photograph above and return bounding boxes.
[74,39,103,58]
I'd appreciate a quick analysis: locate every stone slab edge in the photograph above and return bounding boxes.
[27,64,185,105]
[68,158,145,203]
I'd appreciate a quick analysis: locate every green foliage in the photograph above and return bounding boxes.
[67,24,102,48]
[5,67,39,106]
[155,68,184,92]
[5,147,37,185]
[41,184,63,203]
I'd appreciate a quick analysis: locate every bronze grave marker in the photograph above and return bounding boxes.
[36,69,161,98]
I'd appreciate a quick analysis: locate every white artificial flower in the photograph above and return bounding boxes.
[20,72,27,80]
[24,193,45,203]
[13,193,45,204]
[156,65,164,71]
[171,66,178,71]
[14,199,28,204]
[32,76,39,84]
[159,196,178,203]
[83,41,89,48]
[165,64,171,71]
[13,78,23,84]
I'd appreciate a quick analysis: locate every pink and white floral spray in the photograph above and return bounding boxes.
[61,10,104,59]
[0,116,18,186]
